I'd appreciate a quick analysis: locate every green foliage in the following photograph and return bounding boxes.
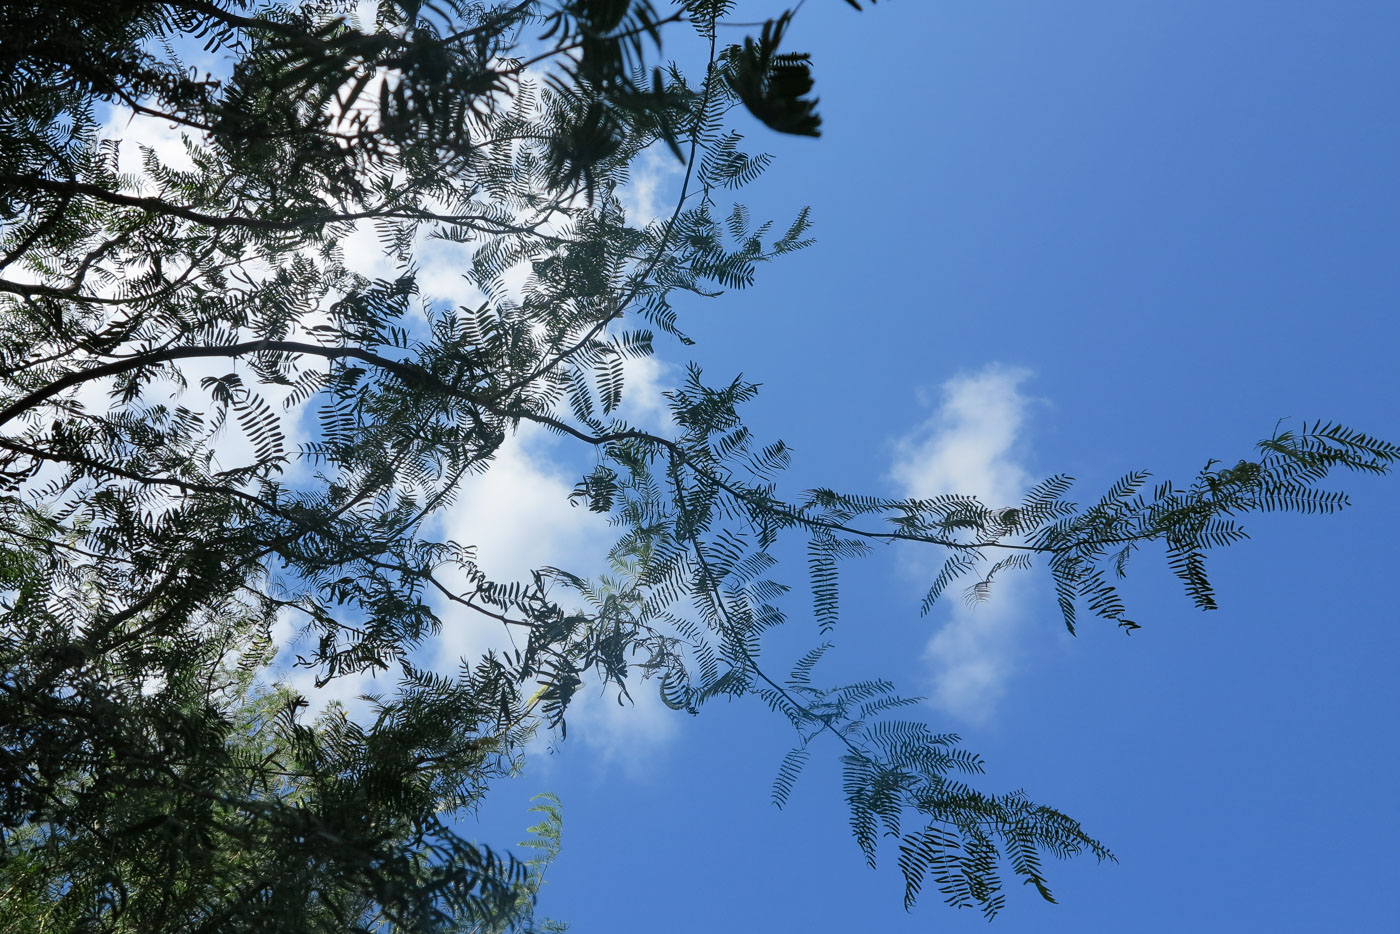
[721,12,822,137]
[1,0,1394,927]
[0,587,537,932]
[484,794,569,934]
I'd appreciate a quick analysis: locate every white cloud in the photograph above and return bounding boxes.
[417,356,679,772]
[108,111,198,177]
[918,580,1035,725]
[532,677,679,781]
[889,364,1034,508]
[443,424,608,586]
[422,423,605,669]
[618,146,683,227]
[257,420,609,725]
[338,221,409,284]
[618,353,673,430]
[889,364,1043,724]
[266,605,393,722]
[282,663,391,722]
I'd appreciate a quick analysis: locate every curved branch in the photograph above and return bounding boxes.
[0,339,448,427]
[0,175,557,238]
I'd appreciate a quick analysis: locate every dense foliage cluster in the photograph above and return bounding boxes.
[1,1,1394,929]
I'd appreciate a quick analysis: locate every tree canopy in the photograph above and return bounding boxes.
[1,2,1395,930]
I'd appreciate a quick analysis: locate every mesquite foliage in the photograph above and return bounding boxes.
[1,1,1393,928]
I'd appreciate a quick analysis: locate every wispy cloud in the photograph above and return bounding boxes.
[618,145,683,227]
[889,365,1042,724]
[428,423,610,669]
[423,372,682,774]
[539,679,679,781]
[889,365,1033,508]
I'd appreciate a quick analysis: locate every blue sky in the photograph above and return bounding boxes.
[464,2,1400,930]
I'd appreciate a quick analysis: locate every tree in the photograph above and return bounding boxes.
[1,1,1395,929]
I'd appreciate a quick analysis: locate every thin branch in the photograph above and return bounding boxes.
[0,175,554,237]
